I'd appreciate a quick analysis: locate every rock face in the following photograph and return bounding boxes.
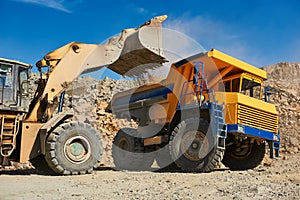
[262,62,300,155]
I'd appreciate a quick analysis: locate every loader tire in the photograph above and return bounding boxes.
[45,121,103,175]
[222,140,265,170]
[169,118,224,172]
[112,128,154,171]
[30,155,56,175]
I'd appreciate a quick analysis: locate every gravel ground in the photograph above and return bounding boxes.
[0,153,299,200]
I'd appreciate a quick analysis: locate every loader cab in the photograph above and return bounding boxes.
[0,58,31,113]
[221,73,263,100]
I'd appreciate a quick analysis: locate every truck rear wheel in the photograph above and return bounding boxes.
[169,118,224,172]
[222,140,265,170]
[45,121,103,175]
[155,146,179,171]
[112,128,154,171]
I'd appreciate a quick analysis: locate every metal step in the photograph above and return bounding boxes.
[2,133,14,137]
[0,115,19,157]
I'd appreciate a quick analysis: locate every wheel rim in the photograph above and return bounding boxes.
[181,131,210,161]
[230,144,252,159]
[116,137,130,159]
[64,136,91,164]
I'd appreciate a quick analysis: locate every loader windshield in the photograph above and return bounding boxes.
[0,62,13,88]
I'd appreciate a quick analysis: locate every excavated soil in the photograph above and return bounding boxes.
[0,153,299,199]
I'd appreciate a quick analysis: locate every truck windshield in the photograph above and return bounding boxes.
[241,78,261,99]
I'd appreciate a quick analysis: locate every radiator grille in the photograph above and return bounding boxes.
[237,104,278,133]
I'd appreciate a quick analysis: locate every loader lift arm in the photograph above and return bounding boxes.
[25,15,168,122]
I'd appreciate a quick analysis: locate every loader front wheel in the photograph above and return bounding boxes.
[45,121,103,175]
[170,118,224,172]
[222,140,265,170]
[112,128,154,171]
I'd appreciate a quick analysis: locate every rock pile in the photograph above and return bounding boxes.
[263,62,300,155]
[64,76,139,166]
[26,71,161,166]
[23,62,299,167]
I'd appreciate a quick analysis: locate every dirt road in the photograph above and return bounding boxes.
[0,153,299,200]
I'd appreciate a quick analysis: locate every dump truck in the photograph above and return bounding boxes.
[109,49,280,172]
[0,15,168,175]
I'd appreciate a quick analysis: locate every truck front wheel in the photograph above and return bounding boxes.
[169,118,224,172]
[222,139,265,170]
[45,121,103,175]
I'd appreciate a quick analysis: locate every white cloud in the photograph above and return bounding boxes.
[137,7,146,13]
[14,0,71,13]
[164,14,265,67]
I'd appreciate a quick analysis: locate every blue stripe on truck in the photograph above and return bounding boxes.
[227,124,279,141]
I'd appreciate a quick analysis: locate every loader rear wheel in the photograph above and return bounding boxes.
[170,118,224,172]
[45,121,103,175]
[112,128,154,171]
[222,140,265,170]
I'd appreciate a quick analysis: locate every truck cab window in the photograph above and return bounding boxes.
[232,78,240,92]
[241,78,261,99]
[224,81,231,92]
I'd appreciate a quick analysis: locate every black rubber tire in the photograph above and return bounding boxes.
[45,121,103,175]
[155,146,180,171]
[222,140,265,170]
[169,118,224,172]
[30,155,56,175]
[112,128,154,171]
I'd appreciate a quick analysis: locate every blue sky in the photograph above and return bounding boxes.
[1,0,300,75]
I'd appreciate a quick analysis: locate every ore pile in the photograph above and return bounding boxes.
[263,62,300,155]
[63,74,163,165]
[25,62,299,167]
[64,76,139,166]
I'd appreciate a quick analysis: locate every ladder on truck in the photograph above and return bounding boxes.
[0,115,20,159]
[194,62,227,149]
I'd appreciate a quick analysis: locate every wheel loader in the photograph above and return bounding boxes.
[109,49,280,172]
[0,15,168,175]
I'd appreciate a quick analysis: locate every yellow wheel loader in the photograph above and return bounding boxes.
[0,15,168,175]
[109,49,280,172]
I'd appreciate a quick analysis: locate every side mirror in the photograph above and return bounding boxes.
[263,86,276,102]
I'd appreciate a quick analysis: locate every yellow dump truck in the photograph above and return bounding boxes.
[109,49,280,172]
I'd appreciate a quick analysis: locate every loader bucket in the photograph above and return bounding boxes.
[107,15,168,76]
